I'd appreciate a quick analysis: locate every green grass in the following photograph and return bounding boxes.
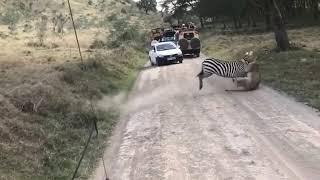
[61,50,146,99]
[258,49,320,109]
[43,50,146,180]
[0,49,146,180]
[201,27,320,110]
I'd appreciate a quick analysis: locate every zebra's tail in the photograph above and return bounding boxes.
[197,70,204,90]
[196,70,203,77]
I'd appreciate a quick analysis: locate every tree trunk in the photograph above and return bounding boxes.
[200,16,205,28]
[312,0,319,19]
[233,16,238,28]
[252,16,257,27]
[271,0,290,51]
[238,17,242,28]
[265,0,272,30]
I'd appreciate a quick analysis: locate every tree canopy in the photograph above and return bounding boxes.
[161,0,320,51]
[137,0,157,14]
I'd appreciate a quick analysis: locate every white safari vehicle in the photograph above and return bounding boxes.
[149,41,183,66]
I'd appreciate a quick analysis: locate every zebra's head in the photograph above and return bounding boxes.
[241,51,257,64]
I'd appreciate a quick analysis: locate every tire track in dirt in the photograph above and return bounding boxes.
[92,56,320,180]
[228,87,320,180]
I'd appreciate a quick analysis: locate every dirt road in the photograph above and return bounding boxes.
[92,55,320,180]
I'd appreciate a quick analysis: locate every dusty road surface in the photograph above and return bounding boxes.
[92,55,320,180]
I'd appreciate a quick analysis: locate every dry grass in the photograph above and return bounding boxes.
[0,0,159,179]
[202,26,320,109]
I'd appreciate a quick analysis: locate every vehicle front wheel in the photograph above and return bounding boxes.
[149,57,154,66]
[179,59,183,63]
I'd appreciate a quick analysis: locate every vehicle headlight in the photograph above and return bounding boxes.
[158,55,164,58]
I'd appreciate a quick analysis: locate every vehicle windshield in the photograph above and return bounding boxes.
[183,32,194,40]
[156,43,176,51]
[162,37,175,42]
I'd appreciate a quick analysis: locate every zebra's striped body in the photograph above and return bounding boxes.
[197,58,250,90]
[201,58,249,78]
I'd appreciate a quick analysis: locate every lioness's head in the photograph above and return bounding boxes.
[241,51,257,63]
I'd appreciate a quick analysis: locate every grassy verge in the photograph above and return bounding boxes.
[0,48,147,180]
[255,49,320,109]
[0,0,166,178]
[0,0,154,179]
[201,27,320,109]
[55,50,147,180]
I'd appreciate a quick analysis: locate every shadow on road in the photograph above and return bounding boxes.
[140,62,182,71]
[183,54,197,59]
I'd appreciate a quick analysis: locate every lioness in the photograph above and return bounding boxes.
[228,61,261,91]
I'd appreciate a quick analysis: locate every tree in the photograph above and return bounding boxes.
[200,0,246,28]
[162,0,200,25]
[137,0,157,14]
[270,0,290,51]
[36,15,48,45]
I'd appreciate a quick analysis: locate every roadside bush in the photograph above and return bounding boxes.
[23,23,33,32]
[0,9,20,25]
[121,8,127,14]
[107,17,147,49]
[61,48,146,98]
[76,15,96,29]
[27,41,48,48]
[89,40,106,49]
[0,8,20,33]
[107,14,117,22]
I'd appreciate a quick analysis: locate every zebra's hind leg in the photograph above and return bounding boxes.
[199,76,203,90]
[197,70,204,90]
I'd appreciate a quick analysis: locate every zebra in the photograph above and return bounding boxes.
[197,51,256,90]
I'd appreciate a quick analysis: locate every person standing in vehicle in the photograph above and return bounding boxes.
[175,30,180,44]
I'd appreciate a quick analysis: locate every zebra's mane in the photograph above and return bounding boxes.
[205,57,249,64]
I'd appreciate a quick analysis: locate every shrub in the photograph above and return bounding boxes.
[89,40,106,49]
[0,8,20,33]
[121,8,127,14]
[0,8,20,25]
[107,18,147,49]
[76,15,95,29]
[107,14,117,22]
[23,23,33,32]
